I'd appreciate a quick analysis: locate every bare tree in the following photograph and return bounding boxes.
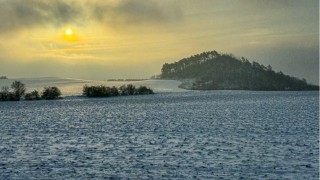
[11,81,26,100]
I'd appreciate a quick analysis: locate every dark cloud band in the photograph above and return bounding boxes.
[0,0,182,33]
[0,0,81,33]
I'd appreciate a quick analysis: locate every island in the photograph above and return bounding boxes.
[160,51,319,91]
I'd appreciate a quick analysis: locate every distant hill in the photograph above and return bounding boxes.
[160,51,319,91]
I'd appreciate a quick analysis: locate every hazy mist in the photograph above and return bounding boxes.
[0,0,318,84]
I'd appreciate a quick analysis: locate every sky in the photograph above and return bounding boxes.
[0,0,318,84]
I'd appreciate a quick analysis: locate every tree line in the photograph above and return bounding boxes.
[160,50,319,91]
[0,81,62,101]
[0,81,154,101]
[83,84,154,97]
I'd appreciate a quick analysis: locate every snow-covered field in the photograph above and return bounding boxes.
[0,78,318,179]
[0,77,186,96]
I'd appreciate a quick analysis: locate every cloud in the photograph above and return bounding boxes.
[0,0,182,34]
[0,0,82,33]
[89,0,182,27]
[238,0,319,11]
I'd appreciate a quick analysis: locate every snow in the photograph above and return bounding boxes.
[0,79,318,179]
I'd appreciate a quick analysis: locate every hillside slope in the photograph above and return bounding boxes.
[160,51,319,91]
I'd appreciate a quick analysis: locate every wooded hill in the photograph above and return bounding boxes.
[160,51,319,91]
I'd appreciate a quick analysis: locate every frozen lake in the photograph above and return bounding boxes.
[0,91,318,179]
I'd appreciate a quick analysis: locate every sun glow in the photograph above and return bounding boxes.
[65,28,73,36]
[62,27,78,42]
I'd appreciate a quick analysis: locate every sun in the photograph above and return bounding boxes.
[65,28,73,36]
[62,27,79,42]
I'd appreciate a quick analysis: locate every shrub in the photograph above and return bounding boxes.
[119,84,136,95]
[0,86,10,101]
[83,85,111,97]
[109,86,119,96]
[0,86,18,101]
[11,81,26,101]
[127,84,136,95]
[119,85,129,95]
[83,85,90,97]
[41,87,62,100]
[136,86,154,95]
[25,90,41,100]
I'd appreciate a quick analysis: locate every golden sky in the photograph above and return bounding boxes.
[0,0,318,83]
